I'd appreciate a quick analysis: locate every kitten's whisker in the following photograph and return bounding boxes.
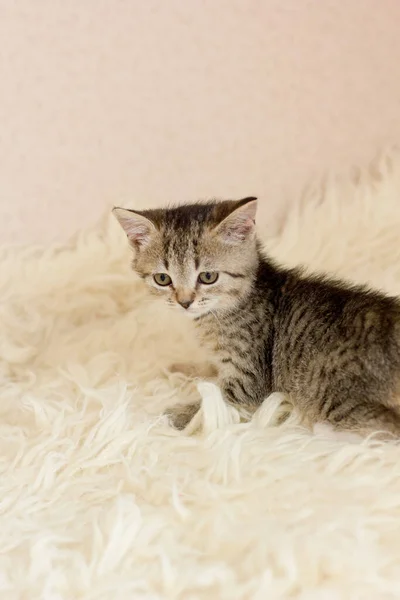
[210,309,222,328]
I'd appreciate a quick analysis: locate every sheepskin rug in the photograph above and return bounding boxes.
[2,152,400,600]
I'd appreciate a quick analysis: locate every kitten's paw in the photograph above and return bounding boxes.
[164,402,201,430]
[169,362,217,378]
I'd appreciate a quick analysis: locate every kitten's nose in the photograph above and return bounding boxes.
[178,299,193,310]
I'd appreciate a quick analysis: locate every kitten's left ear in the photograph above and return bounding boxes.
[214,197,257,244]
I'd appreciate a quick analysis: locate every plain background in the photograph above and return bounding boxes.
[1,0,400,243]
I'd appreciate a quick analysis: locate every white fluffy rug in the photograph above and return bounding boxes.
[3,152,400,600]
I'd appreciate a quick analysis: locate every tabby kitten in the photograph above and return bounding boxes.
[113,197,400,437]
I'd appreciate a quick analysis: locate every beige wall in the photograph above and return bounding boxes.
[1,0,400,244]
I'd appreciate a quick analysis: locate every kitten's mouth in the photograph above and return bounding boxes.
[181,306,202,317]
[166,299,215,317]
[179,304,212,318]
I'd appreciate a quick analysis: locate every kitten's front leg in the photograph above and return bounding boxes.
[219,379,258,415]
[217,360,263,415]
[164,401,201,430]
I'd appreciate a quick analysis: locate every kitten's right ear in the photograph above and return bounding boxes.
[112,207,157,248]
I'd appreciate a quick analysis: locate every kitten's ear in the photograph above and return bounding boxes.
[112,207,157,248]
[214,197,257,244]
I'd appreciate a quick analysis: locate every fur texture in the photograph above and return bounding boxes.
[2,151,400,598]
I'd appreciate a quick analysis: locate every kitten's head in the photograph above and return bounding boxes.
[113,197,259,318]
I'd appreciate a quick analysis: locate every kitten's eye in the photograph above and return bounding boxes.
[153,273,172,286]
[198,271,219,285]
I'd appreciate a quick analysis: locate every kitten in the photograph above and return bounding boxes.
[113,197,400,438]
